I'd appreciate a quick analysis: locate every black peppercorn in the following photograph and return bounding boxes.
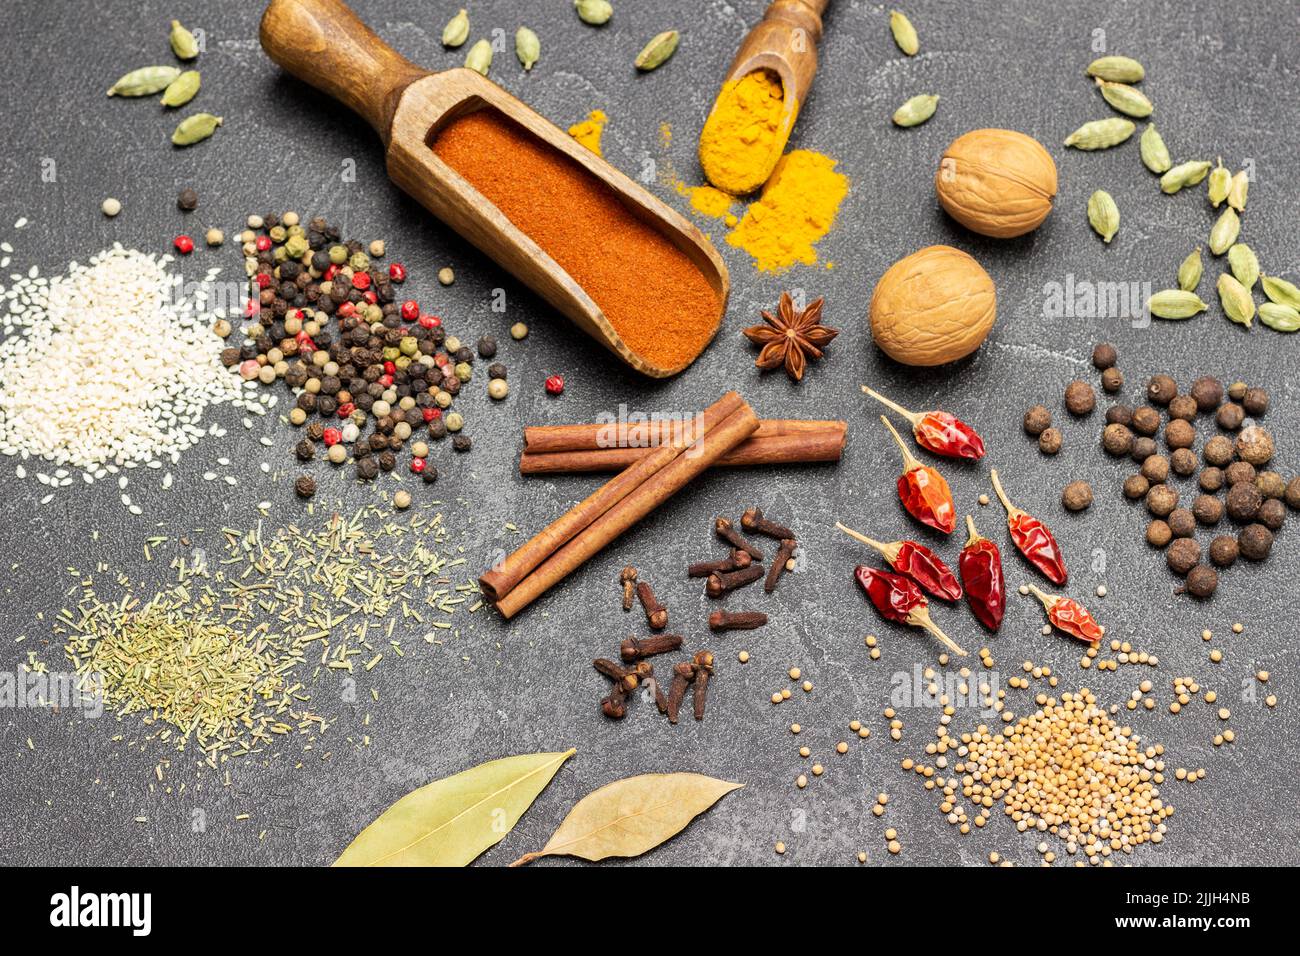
[378,451,396,472]
[1243,387,1269,416]
[1131,406,1161,435]
[1225,481,1261,522]
[428,419,447,440]
[317,395,337,417]
[1131,436,1157,462]
[306,421,325,441]
[1167,394,1198,422]
[1190,376,1222,411]
[1257,497,1286,531]
[421,463,439,484]
[1146,520,1172,548]
[1192,494,1223,526]
[488,362,507,380]
[220,347,240,367]
[177,187,199,211]
[294,474,316,498]
[453,435,472,452]
[294,439,315,461]
[1101,367,1123,393]
[1147,375,1177,406]
[1167,508,1195,538]
[1170,447,1197,476]
[1091,342,1118,370]
[1238,523,1273,561]
[356,457,379,480]
[1023,404,1052,436]
[1105,404,1133,426]
[1166,538,1200,575]
[1199,467,1224,492]
[1064,380,1096,415]
[477,336,497,359]
[1123,474,1150,500]
[1208,535,1238,567]
[1215,402,1244,430]
[1183,565,1217,599]
[454,346,474,364]
[1146,483,1178,517]
[1102,423,1133,456]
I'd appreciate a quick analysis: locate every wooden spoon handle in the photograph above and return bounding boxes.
[259,0,429,141]
[727,0,830,101]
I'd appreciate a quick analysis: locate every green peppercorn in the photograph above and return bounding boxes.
[445,411,464,432]
[328,245,348,265]
[488,378,509,400]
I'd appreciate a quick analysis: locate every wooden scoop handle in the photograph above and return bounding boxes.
[727,0,830,101]
[260,0,429,141]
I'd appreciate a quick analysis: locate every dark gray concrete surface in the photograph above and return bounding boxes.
[1,0,1296,867]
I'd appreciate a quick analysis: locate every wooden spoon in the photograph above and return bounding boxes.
[259,0,729,378]
[702,0,831,195]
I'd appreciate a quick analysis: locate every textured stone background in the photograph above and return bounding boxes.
[1,0,1296,866]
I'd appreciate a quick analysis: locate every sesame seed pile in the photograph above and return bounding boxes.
[0,244,260,482]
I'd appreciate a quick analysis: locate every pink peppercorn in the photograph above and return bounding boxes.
[363,290,377,304]
[322,427,342,447]
[323,264,340,281]
[400,300,419,321]
[351,272,371,291]
[255,235,272,252]
[254,273,272,289]
[337,402,355,419]
[410,458,426,474]
[545,375,565,396]
[237,359,260,380]
[379,374,393,387]
[388,263,407,282]
[336,301,356,318]
[420,314,441,329]
[173,235,194,255]
[383,361,396,375]
[421,407,438,423]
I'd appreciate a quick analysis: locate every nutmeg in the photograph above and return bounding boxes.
[935,129,1058,238]
[869,245,997,366]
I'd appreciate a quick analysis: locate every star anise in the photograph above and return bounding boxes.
[742,292,839,382]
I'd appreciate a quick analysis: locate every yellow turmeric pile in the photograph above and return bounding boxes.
[726,150,848,272]
[568,109,608,156]
[699,70,792,195]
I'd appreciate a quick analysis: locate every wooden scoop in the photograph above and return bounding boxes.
[259,0,729,378]
[702,0,831,194]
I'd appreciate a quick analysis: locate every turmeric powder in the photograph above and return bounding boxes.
[699,70,793,195]
[568,109,608,156]
[726,150,848,272]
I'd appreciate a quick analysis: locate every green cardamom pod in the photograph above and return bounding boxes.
[1217,274,1254,328]
[1259,302,1300,333]
[1064,118,1135,150]
[892,94,939,127]
[1206,160,1230,207]
[1139,124,1171,174]
[1148,289,1209,320]
[515,27,540,70]
[1208,207,1240,256]
[1087,190,1120,243]
[575,0,613,26]
[1261,274,1300,310]
[169,20,200,61]
[442,9,469,47]
[464,38,493,75]
[1086,55,1145,83]
[107,65,181,97]
[1095,78,1153,118]
[1227,170,1249,212]
[1177,248,1203,293]
[890,10,919,55]
[171,112,222,147]
[635,30,680,71]
[1227,243,1259,291]
[1159,160,1210,195]
[160,70,200,108]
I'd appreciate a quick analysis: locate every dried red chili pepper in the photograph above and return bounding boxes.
[837,522,962,601]
[861,385,986,460]
[959,514,1005,632]
[989,468,1067,584]
[1025,584,1104,644]
[853,566,967,656]
[880,416,957,534]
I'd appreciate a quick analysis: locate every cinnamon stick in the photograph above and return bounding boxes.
[491,398,760,618]
[519,419,846,474]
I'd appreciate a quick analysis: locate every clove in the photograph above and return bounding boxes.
[705,563,765,598]
[593,657,649,692]
[619,566,638,611]
[692,651,714,721]
[620,634,684,662]
[715,517,763,561]
[764,538,798,593]
[646,676,668,714]
[601,687,628,719]
[742,507,796,541]
[708,609,769,631]
[636,580,668,630]
[666,661,697,724]
[687,549,752,578]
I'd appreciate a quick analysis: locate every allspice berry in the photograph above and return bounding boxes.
[1166,537,1200,575]
[1228,381,1247,402]
[1286,476,1300,510]
[1238,523,1274,561]
[1216,403,1244,430]
[1168,394,1198,422]
[1091,342,1118,370]
[1242,387,1269,416]
[1190,376,1223,412]
[1131,406,1161,436]
[1224,461,1257,486]
[1208,535,1238,567]
[1202,435,1235,467]
[1257,497,1286,531]
[1146,483,1178,517]
[1235,424,1274,466]
[1124,473,1151,500]
[1199,467,1224,492]
[1101,367,1124,393]
[1102,423,1134,456]
[1225,481,1262,522]
[1141,454,1170,483]
[1105,404,1133,426]
[1147,374,1177,406]
[1023,404,1052,436]
[1170,447,1197,476]
[1184,565,1218,599]
[1038,428,1062,455]
[1146,519,1173,548]
[1131,436,1157,462]
[1256,471,1286,499]
[1062,480,1094,511]
[1192,494,1224,526]
[1167,508,1196,538]
[1164,418,1195,450]
[1065,380,1096,415]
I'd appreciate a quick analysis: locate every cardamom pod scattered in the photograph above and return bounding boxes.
[892,94,939,127]
[1095,78,1153,118]
[1159,160,1210,195]
[1217,273,1254,328]
[575,0,613,26]
[1206,160,1230,207]
[1139,124,1171,174]
[1261,274,1300,310]
[464,38,493,76]
[1208,207,1240,256]
[1259,302,1300,333]
[442,9,469,48]
[515,27,540,70]
[160,70,200,108]
[1087,190,1120,243]
[1228,243,1259,291]
[171,112,221,147]
[1227,170,1249,211]
[107,65,181,97]
[1086,55,1145,83]
[169,20,200,61]
[890,10,919,56]
[1064,118,1135,150]
[1148,289,1209,320]
[1177,248,1203,293]
[635,30,680,71]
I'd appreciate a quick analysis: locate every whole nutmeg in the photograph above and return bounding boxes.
[1238,523,1273,561]
[935,128,1057,238]
[1190,376,1222,412]
[1257,497,1286,531]
[1192,494,1223,526]
[1224,461,1257,486]
[1243,387,1269,416]
[1147,375,1177,406]
[1216,402,1245,430]
[1141,454,1170,483]
[1124,474,1150,499]
[869,245,997,366]
[1102,422,1133,456]
[1091,342,1118,370]
[1235,424,1274,466]
[1131,436,1157,462]
[1166,538,1200,575]
[1167,508,1196,538]
[1146,483,1178,517]
[1183,565,1218,599]
[1170,447,1197,476]
[1131,406,1161,436]
[1164,418,1195,450]
[1106,404,1133,427]
[1286,476,1300,510]
[1202,434,1235,467]
[1146,519,1172,548]
[1064,380,1096,415]
[1168,394,1198,422]
[1023,404,1052,436]
[1101,367,1124,393]
[1038,427,1062,455]
[1208,535,1238,567]
[1199,467,1224,492]
[1062,480,1093,511]
[1225,481,1261,522]
[1256,471,1286,499]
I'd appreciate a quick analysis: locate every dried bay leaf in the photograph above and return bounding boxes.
[511,772,742,866]
[334,748,574,867]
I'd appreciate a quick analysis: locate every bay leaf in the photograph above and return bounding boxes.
[511,772,742,866]
[334,748,574,867]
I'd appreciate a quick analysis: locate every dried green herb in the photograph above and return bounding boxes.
[1159,160,1210,195]
[160,70,200,108]
[1177,248,1203,292]
[515,27,540,70]
[1095,78,1153,118]
[890,10,919,55]
[1148,289,1209,320]
[335,750,575,866]
[171,112,221,146]
[635,30,680,71]
[1086,55,1145,83]
[1139,124,1171,174]
[107,65,180,97]
[1064,118,1135,150]
[1087,190,1120,243]
[892,94,939,127]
